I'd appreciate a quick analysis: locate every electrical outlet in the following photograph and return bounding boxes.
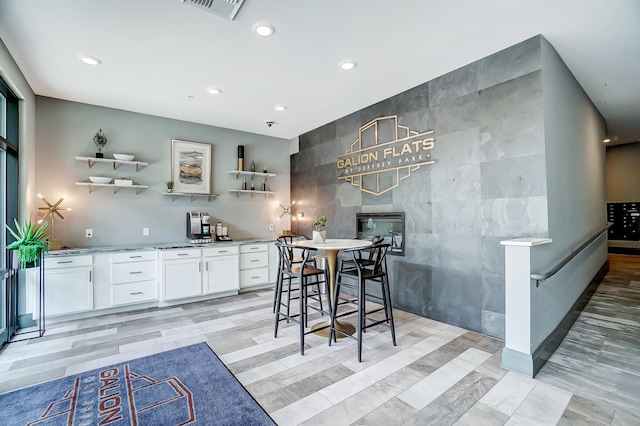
[269,224,274,231]
[143,227,150,236]
[86,228,93,239]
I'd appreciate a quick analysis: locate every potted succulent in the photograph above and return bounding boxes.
[166,180,174,193]
[5,219,50,268]
[312,215,327,243]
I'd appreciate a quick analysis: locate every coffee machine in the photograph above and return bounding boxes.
[186,211,212,243]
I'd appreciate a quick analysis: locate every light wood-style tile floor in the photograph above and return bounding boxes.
[1,254,638,425]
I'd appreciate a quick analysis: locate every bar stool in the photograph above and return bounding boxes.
[339,235,385,273]
[274,242,330,355]
[273,235,305,312]
[329,242,396,362]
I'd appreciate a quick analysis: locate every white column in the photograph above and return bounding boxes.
[500,237,552,377]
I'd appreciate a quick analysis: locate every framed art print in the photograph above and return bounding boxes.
[171,139,211,194]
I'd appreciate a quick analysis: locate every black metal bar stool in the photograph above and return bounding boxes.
[273,235,305,313]
[274,242,330,355]
[329,242,396,362]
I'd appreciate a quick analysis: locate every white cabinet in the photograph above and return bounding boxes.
[42,255,93,317]
[160,249,202,301]
[203,246,239,294]
[239,243,269,290]
[111,251,158,306]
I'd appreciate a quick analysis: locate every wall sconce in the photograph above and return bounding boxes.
[37,194,71,250]
[278,201,295,236]
[298,211,304,219]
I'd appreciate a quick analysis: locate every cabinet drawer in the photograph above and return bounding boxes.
[112,280,158,306]
[203,245,239,257]
[111,261,157,284]
[240,267,269,287]
[240,243,268,254]
[160,248,201,260]
[111,251,156,263]
[45,255,92,269]
[240,251,268,269]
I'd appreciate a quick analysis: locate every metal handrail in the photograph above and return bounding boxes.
[531,222,612,287]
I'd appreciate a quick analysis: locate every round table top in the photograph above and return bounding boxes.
[293,238,372,251]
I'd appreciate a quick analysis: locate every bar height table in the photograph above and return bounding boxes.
[293,238,372,337]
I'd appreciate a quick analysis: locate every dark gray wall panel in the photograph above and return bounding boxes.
[291,36,549,339]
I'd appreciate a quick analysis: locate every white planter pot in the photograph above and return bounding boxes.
[312,230,326,244]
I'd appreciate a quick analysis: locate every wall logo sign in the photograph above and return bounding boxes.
[337,115,436,195]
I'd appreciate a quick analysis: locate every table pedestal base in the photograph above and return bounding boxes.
[312,319,355,338]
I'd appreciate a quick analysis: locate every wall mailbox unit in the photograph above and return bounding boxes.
[607,202,640,241]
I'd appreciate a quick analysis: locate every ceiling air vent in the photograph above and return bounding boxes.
[179,0,245,21]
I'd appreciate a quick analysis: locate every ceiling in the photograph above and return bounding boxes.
[1,0,639,145]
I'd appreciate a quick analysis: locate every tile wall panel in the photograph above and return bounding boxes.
[291,36,548,339]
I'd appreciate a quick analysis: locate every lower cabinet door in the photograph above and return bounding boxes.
[45,267,94,317]
[161,259,202,301]
[203,255,239,294]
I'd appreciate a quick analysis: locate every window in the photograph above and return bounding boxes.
[0,77,20,346]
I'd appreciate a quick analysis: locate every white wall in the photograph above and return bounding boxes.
[0,38,37,221]
[35,97,291,247]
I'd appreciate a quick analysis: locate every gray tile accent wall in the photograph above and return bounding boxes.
[291,36,547,339]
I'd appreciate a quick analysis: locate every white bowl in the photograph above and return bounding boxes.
[89,176,112,184]
[113,154,135,161]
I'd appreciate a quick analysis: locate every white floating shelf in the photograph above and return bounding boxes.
[75,181,148,195]
[229,189,274,198]
[162,192,219,202]
[75,156,149,172]
[229,170,276,179]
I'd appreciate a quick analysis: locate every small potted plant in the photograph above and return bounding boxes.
[166,180,174,193]
[5,219,50,268]
[312,215,327,243]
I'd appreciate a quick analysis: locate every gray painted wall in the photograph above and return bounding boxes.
[35,97,291,247]
[606,143,640,202]
[531,38,607,350]
[292,36,549,339]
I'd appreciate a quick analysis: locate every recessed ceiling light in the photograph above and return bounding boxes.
[253,22,275,37]
[273,104,287,111]
[207,87,222,95]
[80,55,102,66]
[603,138,611,143]
[339,60,357,70]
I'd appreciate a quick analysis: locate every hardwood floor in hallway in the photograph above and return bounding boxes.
[0,254,638,425]
[536,254,640,420]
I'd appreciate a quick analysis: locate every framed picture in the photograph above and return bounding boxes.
[171,139,212,194]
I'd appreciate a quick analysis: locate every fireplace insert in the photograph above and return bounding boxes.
[356,212,405,256]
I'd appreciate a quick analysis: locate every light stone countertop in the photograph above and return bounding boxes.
[45,237,277,257]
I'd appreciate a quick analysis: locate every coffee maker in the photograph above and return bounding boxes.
[186,211,212,243]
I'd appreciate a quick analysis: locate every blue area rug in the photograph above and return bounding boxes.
[0,343,275,425]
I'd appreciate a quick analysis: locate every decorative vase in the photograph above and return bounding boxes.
[237,145,244,171]
[312,230,326,244]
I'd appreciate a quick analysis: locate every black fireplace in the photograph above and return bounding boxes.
[356,212,405,256]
